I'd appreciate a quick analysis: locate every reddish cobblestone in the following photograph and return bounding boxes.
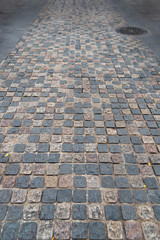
[124,221,143,240]
[145,144,158,153]
[111,154,124,163]
[54,221,71,240]
[2,176,16,188]
[86,154,98,162]
[139,165,154,176]
[59,176,72,188]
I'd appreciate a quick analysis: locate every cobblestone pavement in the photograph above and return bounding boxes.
[0,0,160,239]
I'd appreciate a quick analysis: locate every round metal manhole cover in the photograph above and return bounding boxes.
[115,26,148,35]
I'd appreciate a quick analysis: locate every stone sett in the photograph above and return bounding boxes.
[0,0,160,238]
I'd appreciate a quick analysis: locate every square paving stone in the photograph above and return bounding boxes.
[84,121,94,128]
[35,114,44,120]
[134,145,146,153]
[96,128,106,135]
[0,153,9,163]
[73,190,86,203]
[29,135,39,143]
[31,127,40,134]
[57,189,72,202]
[19,222,37,240]
[124,222,143,240]
[120,136,130,144]
[74,128,83,135]
[43,120,53,127]
[0,205,7,220]
[115,177,130,188]
[73,144,84,152]
[73,176,86,188]
[0,190,12,203]
[126,165,139,175]
[53,127,62,135]
[124,154,136,163]
[35,153,48,163]
[121,205,137,220]
[88,190,101,203]
[108,136,119,143]
[110,144,121,153]
[85,136,96,143]
[74,136,84,143]
[117,128,128,135]
[101,176,115,188]
[86,164,99,175]
[42,189,57,203]
[60,164,72,174]
[38,143,49,152]
[148,190,160,204]
[23,153,36,163]
[74,164,85,174]
[40,205,55,220]
[2,222,20,240]
[104,205,121,220]
[153,205,160,221]
[62,143,72,152]
[144,177,159,189]
[105,121,115,128]
[133,190,148,203]
[89,222,105,240]
[0,134,5,143]
[4,113,14,119]
[72,204,87,220]
[11,120,21,127]
[15,176,30,188]
[153,165,160,176]
[54,221,70,240]
[30,177,44,188]
[72,222,88,239]
[139,128,150,136]
[118,190,133,203]
[98,144,109,153]
[131,136,142,144]
[5,164,19,175]
[64,120,73,127]
[48,153,60,163]
[14,144,26,153]
[6,205,23,221]
[11,189,27,203]
[88,205,102,219]
[100,163,112,175]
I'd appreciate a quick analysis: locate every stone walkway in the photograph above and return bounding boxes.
[0,0,160,239]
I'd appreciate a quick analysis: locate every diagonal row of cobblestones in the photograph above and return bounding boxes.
[0,0,160,239]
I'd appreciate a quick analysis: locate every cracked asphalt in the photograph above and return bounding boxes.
[0,0,160,239]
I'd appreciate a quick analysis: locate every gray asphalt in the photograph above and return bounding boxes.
[110,0,160,59]
[0,0,48,62]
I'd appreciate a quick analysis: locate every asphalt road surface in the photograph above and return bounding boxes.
[110,0,160,58]
[0,0,48,62]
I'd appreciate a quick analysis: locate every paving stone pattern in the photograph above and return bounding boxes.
[0,0,160,239]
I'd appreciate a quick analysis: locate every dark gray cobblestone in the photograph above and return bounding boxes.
[0,0,160,238]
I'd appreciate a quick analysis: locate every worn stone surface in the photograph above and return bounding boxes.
[88,205,102,220]
[103,189,118,203]
[142,222,160,240]
[0,0,160,238]
[54,221,71,240]
[137,205,154,220]
[37,222,54,240]
[107,221,124,239]
[125,221,143,240]
[56,203,71,219]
